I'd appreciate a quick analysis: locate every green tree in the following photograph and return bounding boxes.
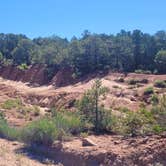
[12,39,34,65]
[0,52,3,64]
[155,50,166,73]
[77,79,109,132]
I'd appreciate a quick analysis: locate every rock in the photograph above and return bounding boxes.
[82,138,97,146]
[53,141,63,150]
[114,141,120,145]
[160,132,166,138]
[130,96,137,101]
[140,138,149,144]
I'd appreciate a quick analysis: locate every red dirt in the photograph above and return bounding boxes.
[0,71,166,165]
[0,134,165,166]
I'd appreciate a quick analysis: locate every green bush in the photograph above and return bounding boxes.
[99,109,115,132]
[53,111,83,135]
[152,125,163,134]
[33,106,40,116]
[1,98,22,110]
[143,86,154,95]
[154,80,166,88]
[135,69,151,74]
[0,119,20,140]
[119,107,131,113]
[128,79,139,85]
[17,63,28,70]
[124,112,144,136]
[0,111,5,119]
[151,95,166,132]
[150,94,159,105]
[128,78,148,85]
[21,118,58,146]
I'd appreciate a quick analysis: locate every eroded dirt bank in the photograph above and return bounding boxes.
[0,65,75,87]
[0,135,165,166]
[0,71,166,126]
[0,71,166,165]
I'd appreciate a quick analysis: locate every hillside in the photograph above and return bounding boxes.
[0,70,166,165]
[0,71,166,126]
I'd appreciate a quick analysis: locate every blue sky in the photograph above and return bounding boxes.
[0,0,165,39]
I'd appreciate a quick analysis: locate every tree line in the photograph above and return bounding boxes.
[0,29,166,77]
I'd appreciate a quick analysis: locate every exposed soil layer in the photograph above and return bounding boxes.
[0,134,165,166]
[0,71,166,126]
[0,65,76,87]
[0,71,166,165]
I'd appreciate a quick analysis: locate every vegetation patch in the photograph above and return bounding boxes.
[154,80,166,88]
[0,80,165,148]
[143,87,154,95]
[135,69,152,74]
[127,78,148,85]
[1,98,22,110]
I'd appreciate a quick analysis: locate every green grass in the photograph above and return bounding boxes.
[21,118,58,146]
[0,119,20,141]
[1,98,22,110]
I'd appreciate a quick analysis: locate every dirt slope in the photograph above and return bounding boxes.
[0,72,166,126]
[0,138,60,166]
[0,134,165,166]
[0,73,166,165]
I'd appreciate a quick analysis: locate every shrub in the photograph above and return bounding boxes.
[0,111,5,119]
[150,94,159,105]
[53,111,83,135]
[1,98,22,110]
[21,118,58,146]
[140,79,148,84]
[128,79,138,85]
[17,63,28,70]
[143,87,154,95]
[151,95,166,132]
[135,69,144,74]
[124,112,144,137]
[112,85,120,89]
[154,80,166,88]
[153,125,163,134]
[119,107,131,113]
[135,69,152,74]
[128,78,148,85]
[33,106,40,116]
[0,118,20,140]
[99,109,115,132]
[143,70,152,74]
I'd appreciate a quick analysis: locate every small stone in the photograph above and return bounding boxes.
[53,141,63,150]
[82,138,97,146]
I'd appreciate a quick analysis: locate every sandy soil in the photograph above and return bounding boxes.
[0,138,61,166]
